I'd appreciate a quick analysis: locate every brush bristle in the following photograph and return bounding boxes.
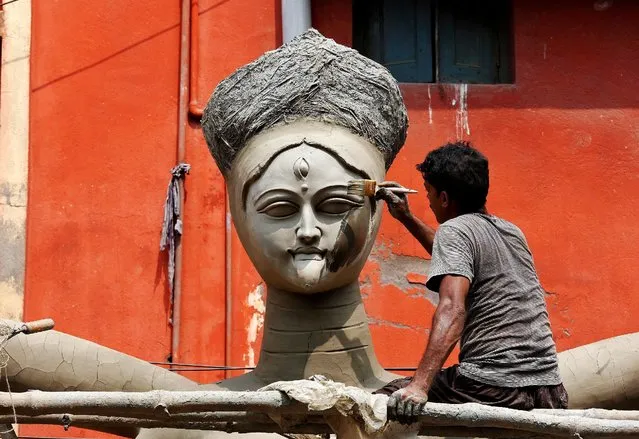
[347,179,377,196]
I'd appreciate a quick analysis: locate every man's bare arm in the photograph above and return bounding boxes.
[411,275,468,389]
[388,274,469,422]
[376,184,436,255]
[398,213,436,256]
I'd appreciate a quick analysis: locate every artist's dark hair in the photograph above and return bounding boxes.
[417,141,489,213]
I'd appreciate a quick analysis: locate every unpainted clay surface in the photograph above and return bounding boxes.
[201,29,407,175]
[229,122,385,294]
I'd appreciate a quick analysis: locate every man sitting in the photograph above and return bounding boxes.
[376,141,568,423]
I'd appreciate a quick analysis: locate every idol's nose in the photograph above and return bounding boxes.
[296,205,321,244]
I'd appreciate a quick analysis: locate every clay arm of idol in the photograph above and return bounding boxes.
[376,183,436,255]
[387,275,469,424]
[1,320,198,437]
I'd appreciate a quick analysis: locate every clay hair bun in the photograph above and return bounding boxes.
[202,29,408,176]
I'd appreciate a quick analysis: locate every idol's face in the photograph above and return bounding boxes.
[242,143,376,293]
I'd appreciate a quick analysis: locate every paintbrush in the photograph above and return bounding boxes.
[347,179,418,197]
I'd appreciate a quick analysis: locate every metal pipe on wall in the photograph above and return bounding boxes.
[173,0,191,363]
[178,0,228,378]
[224,195,232,378]
[281,0,311,43]
[189,0,204,118]
[185,0,231,378]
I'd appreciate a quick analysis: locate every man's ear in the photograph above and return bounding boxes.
[439,190,449,208]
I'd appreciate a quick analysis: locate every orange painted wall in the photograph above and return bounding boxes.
[25,1,183,436]
[222,0,639,376]
[24,0,639,437]
[26,0,181,363]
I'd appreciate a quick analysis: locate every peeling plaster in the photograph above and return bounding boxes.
[244,284,265,367]
[0,0,31,321]
[0,183,27,208]
[454,83,470,139]
[427,84,433,125]
[368,316,430,333]
[369,244,438,305]
[0,284,22,321]
[0,213,25,320]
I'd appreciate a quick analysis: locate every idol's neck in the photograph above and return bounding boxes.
[254,282,394,389]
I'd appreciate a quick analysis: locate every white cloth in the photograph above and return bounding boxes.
[259,376,418,438]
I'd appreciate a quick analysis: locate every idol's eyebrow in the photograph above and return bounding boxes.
[253,188,298,208]
[312,184,362,203]
[312,184,346,198]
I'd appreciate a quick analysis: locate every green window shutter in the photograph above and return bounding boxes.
[437,0,513,84]
[353,0,434,83]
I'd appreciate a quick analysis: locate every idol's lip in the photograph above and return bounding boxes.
[288,247,327,256]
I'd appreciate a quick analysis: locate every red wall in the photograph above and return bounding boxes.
[314,0,639,356]
[25,1,182,436]
[26,0,181,362]
[24,0,639,436]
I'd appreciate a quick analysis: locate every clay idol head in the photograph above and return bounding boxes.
[202,29,408,293]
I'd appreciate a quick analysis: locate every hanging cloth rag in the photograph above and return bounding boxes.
[160,163,191,323]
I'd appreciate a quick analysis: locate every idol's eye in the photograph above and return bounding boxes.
[317,197,364,215]
[257,201,299,218]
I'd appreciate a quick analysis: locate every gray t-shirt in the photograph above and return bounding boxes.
[427,213,562,388]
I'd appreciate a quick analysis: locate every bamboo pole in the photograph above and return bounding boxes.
[0,414,331,435]
[0,414,630,439]
[534,407,639,421]
[0,390,293,416]
[2,391,639,437]
[420,402,639,436]
[0,415,585,438]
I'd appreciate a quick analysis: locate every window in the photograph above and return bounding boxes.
[352,0,513,84]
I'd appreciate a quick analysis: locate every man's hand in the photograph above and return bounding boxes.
[387,382,428,424]
[376,181,412,222]
[375,181,436,254]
